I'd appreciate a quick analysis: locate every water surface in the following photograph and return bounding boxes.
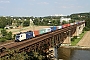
[58,47,90,60]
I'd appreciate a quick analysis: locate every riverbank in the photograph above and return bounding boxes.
[77,31,90,47]
[60,45,90,50]
[71,31,87,46]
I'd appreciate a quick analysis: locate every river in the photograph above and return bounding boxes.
[58,47,90,60]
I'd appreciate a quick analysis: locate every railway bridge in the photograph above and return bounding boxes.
[0,22,85,58]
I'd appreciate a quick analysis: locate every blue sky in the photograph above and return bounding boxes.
[0,0,90,17]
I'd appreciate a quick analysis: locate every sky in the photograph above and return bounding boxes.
[0,0,90,17]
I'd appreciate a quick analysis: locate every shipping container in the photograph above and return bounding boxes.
[25,31,33,39]
[62,24,70,28]
[57,26,62,29]
[50,26,57,31]
[70,23,74,25]
[33,30,39,36]
[39,29,46,34]
[67,24,70,26]
[75,22,79,24]
[43,28,51,33]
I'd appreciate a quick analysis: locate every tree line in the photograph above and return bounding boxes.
[70,12,90,31]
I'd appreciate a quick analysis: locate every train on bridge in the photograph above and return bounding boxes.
[0,20,85,57]
[15,21,84,42]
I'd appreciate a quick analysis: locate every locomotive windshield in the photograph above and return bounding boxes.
[15,35,20,41]
[16,35,20,38]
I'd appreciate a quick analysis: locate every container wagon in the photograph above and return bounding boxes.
[62,24,70,28]
[57,26,62,29]
[39,29,46,34]
[43,28,51,33]
[33,30,39,36]
[50,26,57,31]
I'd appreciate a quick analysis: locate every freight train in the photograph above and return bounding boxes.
[15,21,84,42]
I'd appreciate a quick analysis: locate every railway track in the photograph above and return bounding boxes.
[0,24,77,57]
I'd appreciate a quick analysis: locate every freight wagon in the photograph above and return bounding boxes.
[57,26,62,29]
[50,26,57,31]
[62,24,70,28]
[43,28,51,33]
[33,30,39,36]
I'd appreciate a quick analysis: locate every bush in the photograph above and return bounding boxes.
[0,38,6,42]
[13,34,16,40]
[9,26,13,29]
[73,36,77,39]
[71,38,74,41]
[5,31,12,40]
[83,27,90,31]
[71,36,77,41]
[1,29,7,36]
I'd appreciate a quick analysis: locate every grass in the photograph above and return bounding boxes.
[71,31,87,46]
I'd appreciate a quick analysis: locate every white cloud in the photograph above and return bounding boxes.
[61,6,68,8]
[77,6,83,8]
[61,5,83,9]
[29,0,36,1]
[28,0,36,1]
[0,0,10,3]
[37,2,49,5]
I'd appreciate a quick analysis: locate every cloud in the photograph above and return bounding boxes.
[27,0,36,1]
[61,6,68,8]
[77,6,83,8]
[0,0,10,3]
[37,2,49,5]
[61,5,83,9]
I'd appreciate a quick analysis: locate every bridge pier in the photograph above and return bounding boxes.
[73,23,85,37]
[61,30,71,46]
[61,23,85,46]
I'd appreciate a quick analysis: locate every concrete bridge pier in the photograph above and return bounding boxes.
[79,23,85,34]
[61,30,71,46]
[73,23,85,37]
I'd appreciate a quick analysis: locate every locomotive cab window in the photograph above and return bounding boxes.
[16,35,20,38]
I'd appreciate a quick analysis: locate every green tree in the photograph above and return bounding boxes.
[33,18,39,26]
[84,18,90,31]
[0,37,6,42]
[1,29,7,36]
[23,20,30,27]
[0,17,7,28]
[62,20,68,24]
[0,17,12,28]
[6,31,12,40]
[0,50,29,60]
[69,19,75,23]
[16,20,22,27]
